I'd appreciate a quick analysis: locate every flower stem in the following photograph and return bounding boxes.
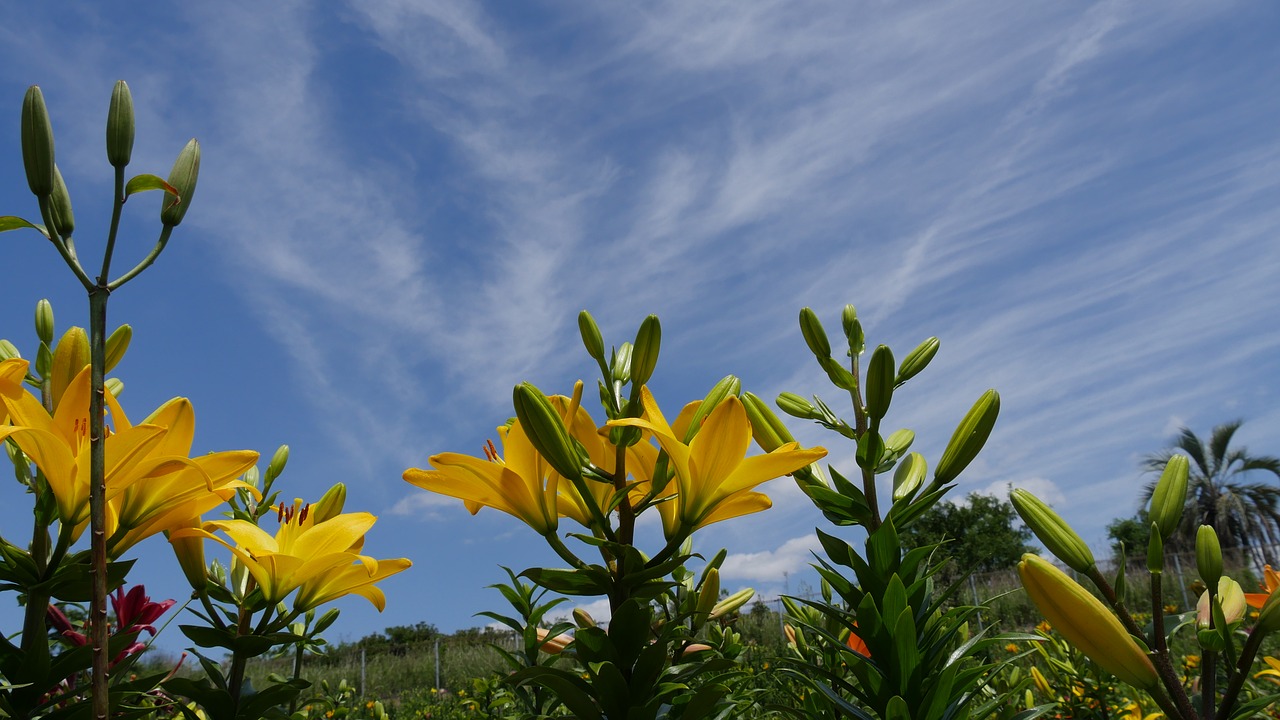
[88,285,111,720]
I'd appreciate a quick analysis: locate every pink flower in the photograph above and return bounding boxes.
[111,584,175,637]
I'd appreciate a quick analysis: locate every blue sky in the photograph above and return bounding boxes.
[1,2,1279,651]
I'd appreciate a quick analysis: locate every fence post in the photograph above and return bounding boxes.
[360,648,366,696]
[1170,552,1191,608]
[435,638,441,691]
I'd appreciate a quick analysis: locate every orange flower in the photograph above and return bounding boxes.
[1246,564,1280,609]
[846,623,869,657]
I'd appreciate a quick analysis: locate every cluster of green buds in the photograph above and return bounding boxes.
[1012,453,1280,718]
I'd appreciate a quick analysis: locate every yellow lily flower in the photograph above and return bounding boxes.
[104,397,258,557]
[610,387,827,537]
[0,360,166,536]
[404,415,562,534]
[171,498,409,609]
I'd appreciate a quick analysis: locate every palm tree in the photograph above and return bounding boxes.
[1142,420,1280,562]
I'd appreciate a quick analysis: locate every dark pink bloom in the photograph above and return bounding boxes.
[45,604,87,646]
[111,585,175,637]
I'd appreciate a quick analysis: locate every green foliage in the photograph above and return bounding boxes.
[898,492,1036,582]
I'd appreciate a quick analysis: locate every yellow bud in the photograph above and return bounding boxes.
[168,517,208,593]
[572,608,596,628]
[1197,577,1245,629]
[536,628,572,654]
[693,568,720,629]
[513,382,584,481]
[892,452,927,502]
[49,327,89,410]
[1018,554,1157,690]
[710,588,755,621]
[312,483,346,523]
[1010,489,1095,573]
[104,324,132,373]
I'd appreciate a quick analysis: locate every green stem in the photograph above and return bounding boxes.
[36,196,92,291]
[543,532,589,572]
[107,225,172,291]
[88,286,110,720]
[1215,627,1268,720]
[227,606,253,709]
[288,640,305,714]
[1203,649,1217,719]
[99,166,125,282]
[848,354,879,530]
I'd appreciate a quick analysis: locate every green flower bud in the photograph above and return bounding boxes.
[710,587,755,621]
[865,344,894,420]
[611,342,633,383]
[628,314,661,387]
[896,337,940,386]
[35,341,53,380]
[1010,489,1095,573]
[819,356,858,390]
[1196,525,1222,585]
[104,324,132,373]
[841,305,865,357]
[1148,455,1188,540]
[577,310,605,362]
[161,138,200,226]
[104,377,124,397]
[49,327,89,410]
[573,607,596,628]
[21,86,55,197]
[776,392,820,420]
[799,307,831,359]
[682,375,740,442]
[312,483,346,523]
[934,389,999,484]
[742,391,796,452]
[693,567,720,628]
[34,299,54,345]
[0,340,19,362]
[513,382,585,480]
[265,444,291,483]
[106,80,135,168]
[49,165,74,237]
[1146,524,1163,573]
[892,452,927,501]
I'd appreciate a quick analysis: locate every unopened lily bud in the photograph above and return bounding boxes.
[883,429,915,457]
[1196,525,1222,585]
[896,337,940,386]
[629,315,661,386]
[783,623,802,649]
[104,324,132,372]
[266,444,290,482]
[106,80,135,168]
[840,304,864,355]
[892,452,927,501]
[776,392,820,420]
[1018,554,1158,690]
[35,299,54,345]
[934,389,999,484]
[819,356,857,391]
[865,345,894,420]
[22,86,55,197]
[313,483,346,523]
[513,382,585,480]
[536,628,572,654]
[1010,489,1095,573]
[1148,455,1189,540]
[49,165,74,237]
[1146,524,1163,573]
[104,377,124,397]
[168,517,208,593]
[1197,576,1245,629]
[693,568,720,628]
[799,307,831,359]
[742,392,796,452]
[577,310,605,362]
[0,340,19,362]
[161,138,200,226]
[612,342,633,384]
[710,588,754,621]
[683,375,740,441]
[572,608,596,628]
[49,327,89,410]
